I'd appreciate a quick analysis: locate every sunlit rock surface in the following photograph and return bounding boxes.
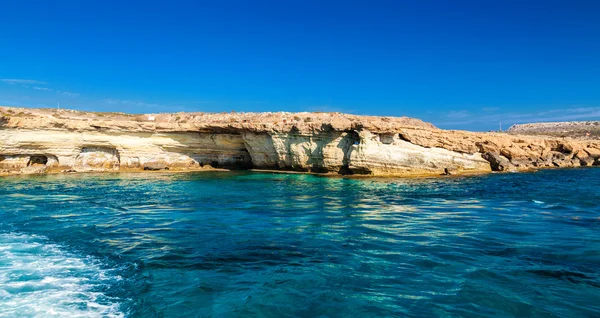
[1,106,599,176]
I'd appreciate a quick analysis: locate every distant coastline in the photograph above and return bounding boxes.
[508,121,600,139]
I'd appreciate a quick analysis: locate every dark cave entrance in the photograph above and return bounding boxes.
[28,155,48,166]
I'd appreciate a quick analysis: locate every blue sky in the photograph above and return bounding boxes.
[1,0,599,130]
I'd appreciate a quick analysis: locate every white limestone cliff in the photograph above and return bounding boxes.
[1,106,599,176]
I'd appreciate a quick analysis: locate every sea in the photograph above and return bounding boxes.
[0,169,599,317]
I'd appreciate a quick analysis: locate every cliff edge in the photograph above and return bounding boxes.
[1,106,599,177]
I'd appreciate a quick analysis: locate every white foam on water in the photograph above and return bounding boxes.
[0,233,125,317]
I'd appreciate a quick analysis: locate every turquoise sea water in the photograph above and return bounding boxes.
[0,169,599,317]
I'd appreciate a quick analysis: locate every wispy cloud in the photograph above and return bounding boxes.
[1,79,47,85]
[482,107,499,112]
[60,91,80,97]
[0,99,23,106]
[13,83,80,98]
[103,98,165,109]
[2,79,167,111]
[0,97,51,109]
[33,86,53,91]
[445,110,470,119]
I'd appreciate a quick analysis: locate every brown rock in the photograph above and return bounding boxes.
[556,142,575,154]
[483,152,514,171]
[500,147,530,160]
[20,165,47,174]
[143,161,170,171]
[584,147,600,158]
[574,150,594,166]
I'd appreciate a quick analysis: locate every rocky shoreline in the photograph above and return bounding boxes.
[1,106,599,177]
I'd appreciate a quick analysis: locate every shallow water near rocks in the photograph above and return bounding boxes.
[0,169,599,317]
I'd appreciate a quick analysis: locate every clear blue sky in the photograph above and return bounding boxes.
[1,0,599,130]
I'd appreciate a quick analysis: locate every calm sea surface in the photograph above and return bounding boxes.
[0,169,599,317]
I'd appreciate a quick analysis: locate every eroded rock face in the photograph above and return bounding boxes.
[0,155,31,169]
[348,131,491,176]
[0,106,599,177]
[0,154,58,171]
[74,147,120,171]
[242,131,352,172]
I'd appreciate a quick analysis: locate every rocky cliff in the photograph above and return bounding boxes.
[1,106,599,177]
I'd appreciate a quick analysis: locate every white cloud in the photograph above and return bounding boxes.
[482,107,499,112]
[1,79,47,85]
[15,83,80,98]
[59,91,80,97]
[33,86,53,91]
[103,98,163,109]
[0,99,22,106]
[445,110,470,119]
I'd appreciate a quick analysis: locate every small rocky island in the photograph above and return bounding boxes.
[1,106,599,177]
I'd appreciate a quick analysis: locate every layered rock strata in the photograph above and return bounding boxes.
[1,106,599,176]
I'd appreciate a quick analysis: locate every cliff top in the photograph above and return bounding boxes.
[3,106,600,149]
[0,105,435,134]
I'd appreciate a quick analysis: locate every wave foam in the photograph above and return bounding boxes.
[0,233,125,317]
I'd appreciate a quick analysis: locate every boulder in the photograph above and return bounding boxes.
[500,147,529,160]
[143,161,169,171]
[556,142,575,154]
[550,151,578,167]
[584,147,600,158]
[476,141,499,154]
[20,165,47,174]
[575,150,594,166]
[483,152,514,171]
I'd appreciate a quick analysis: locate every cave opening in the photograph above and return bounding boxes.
[29,155,48,166]
[337,130,362,175]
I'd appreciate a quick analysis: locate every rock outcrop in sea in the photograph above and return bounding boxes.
[1,106,599,177]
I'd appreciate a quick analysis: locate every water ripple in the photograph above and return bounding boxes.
[0,169,599,316]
